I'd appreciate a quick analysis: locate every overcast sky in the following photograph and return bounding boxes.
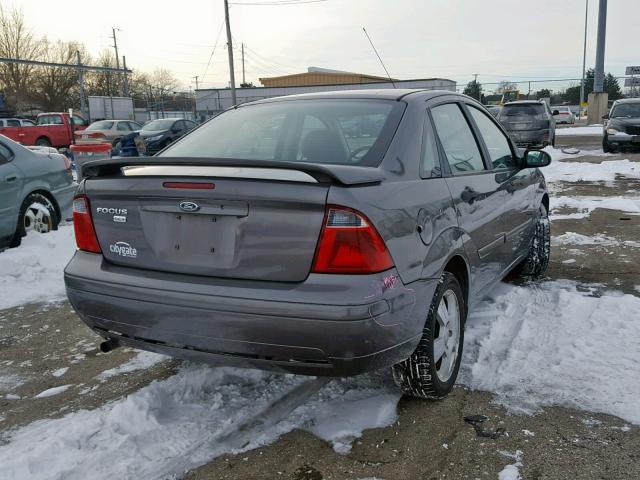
[7,0,638,92]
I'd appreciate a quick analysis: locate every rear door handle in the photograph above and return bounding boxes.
[5,175,17,182]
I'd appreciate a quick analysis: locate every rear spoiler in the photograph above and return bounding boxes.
[81,157,385,186]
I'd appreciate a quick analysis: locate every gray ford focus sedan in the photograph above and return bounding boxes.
[64,90,551,399]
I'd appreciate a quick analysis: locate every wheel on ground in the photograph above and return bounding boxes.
[112,139,122,151]
[35,137,51,147]
[602,136,614,153]
[513,204,550,278]
[9,193,58,248]
[392,272,466,399]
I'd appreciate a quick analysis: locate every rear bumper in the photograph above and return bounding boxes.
[64,251,436,376]
[507,129,550,146]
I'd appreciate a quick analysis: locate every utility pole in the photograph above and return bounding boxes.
[588,0,608,124]
[224,0,237,105]
[242,43,246,85]
[111,27,122,95]
[192,75,199,91]
[122,56,129,97]
[593,0,607,92]
[76,51,87,118]
[579,0,589,119]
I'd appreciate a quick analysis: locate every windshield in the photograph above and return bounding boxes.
[142,120,175,131]
[610,103,640,118]
[87,121,113,130]
[160,99,405,167]
[500,104,545,117]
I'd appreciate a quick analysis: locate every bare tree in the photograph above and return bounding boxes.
[150,68,179,98]
[0,5,44,111]
[31,40,85,111]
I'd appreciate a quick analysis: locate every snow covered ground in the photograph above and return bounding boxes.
[555,125,603,136]
[0,225,76,310]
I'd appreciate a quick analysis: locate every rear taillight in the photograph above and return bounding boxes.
[311,206,393,274]
[73,195,101,253]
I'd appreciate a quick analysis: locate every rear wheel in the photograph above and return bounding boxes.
[392,272,466,399]
[513,204,550,278]
[35,137,51,147]
[9,193,58,248]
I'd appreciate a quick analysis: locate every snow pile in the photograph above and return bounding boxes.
[543,158,640,184]
[0,226,76,310]
[552,232,640,248]
[461,281,640,424]
[550,196,640,220]
[497,450,523,480]
[0,367,399,480]
[96,351,168,381]
[555,125,602,136]
[34,385,72,398]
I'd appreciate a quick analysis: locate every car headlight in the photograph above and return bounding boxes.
[146,135,164,142]
[606,128,619,135]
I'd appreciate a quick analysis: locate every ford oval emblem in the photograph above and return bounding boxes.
[179,201,200,212]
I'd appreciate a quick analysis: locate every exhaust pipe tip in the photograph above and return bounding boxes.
[99,338,120,353]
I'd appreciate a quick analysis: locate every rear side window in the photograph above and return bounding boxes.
[7,120,20,127]
[0,142,12,163]
[161,100,405,167]
[431,103,485,174]
[468,106,516,170]
[117,122,131,131]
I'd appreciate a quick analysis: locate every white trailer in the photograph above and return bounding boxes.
[88,96,135,121]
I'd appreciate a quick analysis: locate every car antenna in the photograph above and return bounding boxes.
[362,27,396,89]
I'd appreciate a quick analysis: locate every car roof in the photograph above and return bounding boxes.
[613,98,640,104]
[504,100,544,105]
[244,89,458,106]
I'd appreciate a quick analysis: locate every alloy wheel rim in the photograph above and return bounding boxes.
[434,289,461,383]
[23,202,53,233]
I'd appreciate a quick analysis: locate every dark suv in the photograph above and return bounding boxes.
[603,98,640,152]
[64,90,551,399]
[498,100,557,148]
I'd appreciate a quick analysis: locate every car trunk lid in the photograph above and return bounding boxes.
[83,159,383,282]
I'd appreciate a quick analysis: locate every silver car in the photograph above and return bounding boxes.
[75,120,142,149]
[0,134,75,249]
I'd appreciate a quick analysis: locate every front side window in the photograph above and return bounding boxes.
[431,103,485,175]
[468,106,516,170]
[161,99,405,167]
[0,142,12,163]
[117,122,131,131]
[7,120,20,127]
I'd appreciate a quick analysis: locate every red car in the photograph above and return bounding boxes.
[0,112,87,148]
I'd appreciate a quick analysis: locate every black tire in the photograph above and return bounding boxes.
[9,193,59,248]
[514,204,550,278]
[602,136,614,153]
[392,272,466,399]
[112,138,122,151]
[35,137,51,147]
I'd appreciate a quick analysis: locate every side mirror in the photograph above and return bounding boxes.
[552,110,560,116]
[524,149,552,168]
[602,113,609,120]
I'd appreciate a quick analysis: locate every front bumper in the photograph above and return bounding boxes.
[64,251,436,376]
[607,133,640,147]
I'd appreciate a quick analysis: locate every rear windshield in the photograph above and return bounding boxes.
[610,103,640,118]
[160,99,405,167]
[500,104,545,116]
[87,121,113,130]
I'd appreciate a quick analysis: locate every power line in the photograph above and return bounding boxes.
[201,19,226,84]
